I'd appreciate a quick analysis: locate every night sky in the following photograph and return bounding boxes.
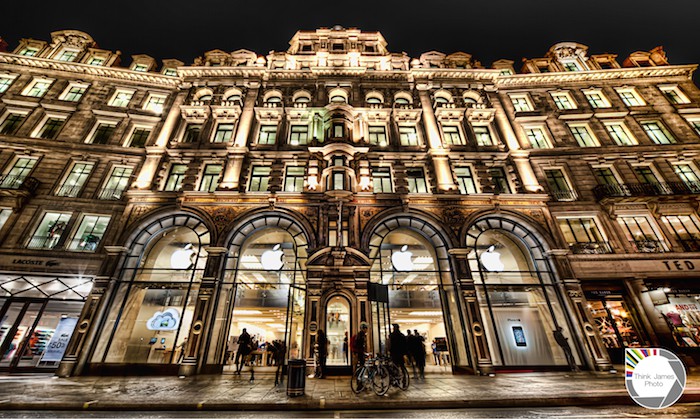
[3,0,700,75]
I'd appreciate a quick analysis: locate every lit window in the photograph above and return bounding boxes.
[617,216,666,253]
[524,126,551,149]
[164,164,187,191]
[551,92,577,110]
[133,64,148,72]
[641,121,675,144]
[443,125,464,145]
[406,168,428,193]
[366,96,382,105]
[249,166,271,192]
[592,167,620,186]
[88,57,105,66]
[488,167,511,194]
[332,123,344,137]
[22,79,53,97]
[604,122,637,146]
[294,96,310,104]
[584,90,611,109]
[327,170,346,190]
[183,124,201,143]
[394,97,410,105]
[258,125,277,145]
[368,126,387,146]
[0,208,11,232]
[330,95,346,104]
[510,95,533,112]
[68,215,111,252]
[199,164,222,192]
[128,127,151,148]
[399,126,419,146]
[109,90,134,107]
[98,166,133,200]
[474,126,495,146]
[569,124,599,147]
[265,95,282,105]
[164,68,177,77]
[673,164,700,189]
[57,50,78,62]
[289,125,309,145]
[659,85,690,105]
[633,166,661,184]
[0,113,27,135]
[284,166,306,192]
[455,167,477,194]
[544,168,576,201]
[59,84,88,102]
[372,167,392,193]
[689,120,700,136]
[1,157,37,189]
[36,117,66,140]
[213,123,234,143]
[434,96,449,107]
[0,76,16,93]
[557,218,609,254]
[56,162,94,197]
[616,88,645,107]
[562,62,581,72]
[27,212,72,250]
[19,47,39,56]
[88,122,116,145]
[144,94,167,113]
[661,215,700,252]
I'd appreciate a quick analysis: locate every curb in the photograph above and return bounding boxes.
[1,393,699,411]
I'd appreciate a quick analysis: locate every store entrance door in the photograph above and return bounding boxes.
[325,296,350,366]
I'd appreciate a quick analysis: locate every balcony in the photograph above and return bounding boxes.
[593,182,700,201]
[0,175,40,210]
[570,242,613,255]
[26,235,62,250]
[630,240,666,253]
[97,187,126,200]
[55,185,83,198]
[550,189,577,202]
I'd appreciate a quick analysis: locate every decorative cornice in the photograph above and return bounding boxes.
[497,65,697,87]
[0,53,180,88]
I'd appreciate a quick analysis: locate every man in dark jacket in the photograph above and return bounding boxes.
[553,326,578,371]
[235,328,252,375]
[413,329,426,380]
[388,324,407,368]
[351,322,369,371]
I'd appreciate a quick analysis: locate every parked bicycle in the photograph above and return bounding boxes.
[372,355,409,395]
[350,353,390,395]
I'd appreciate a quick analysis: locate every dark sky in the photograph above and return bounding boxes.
[3,0,700,74]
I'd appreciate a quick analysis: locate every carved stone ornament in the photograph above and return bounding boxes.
[201,206,245,236]
[127,205,160,228]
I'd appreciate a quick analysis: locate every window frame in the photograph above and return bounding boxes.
[543,167,577,201]
[472,124,496,146]
[212,122,235,143]
[371,166,393,193]
[66,213,112,252]
[658,85,690,105]
[198,163,223,192]
[522,125,553,149]
[442,124,465,146]
[398,125,420,146]
[591,165,623,186]
[550,91,577,110]
[283,166,306,192]
[123,124,153,148]
[98,165,133,200]
[0,74,18,94]
[556,215,610,253]
[55,161,95,197]
[488,166,512,194]
[454,166,478,194]
[108,88,136,108]
[640,121,676,145]
[583,89,612,109]
[58,82,89,102]
[26,211,73,250]
[568,123,600,147]
[248,165,271,192]
[257,124,278,145]
[509,94,534,112]
[603,121,637,146]
[0,109,30,135]
[615,87,646,107]
[616,213,668,252]
[367,125,388,146]
[406,167,428,194]
[85,119,119,145]
[163,163,188,192]
[21,77,54,98]
[288,124,309,146]
[31,113,68,140]
[143,93,168,113]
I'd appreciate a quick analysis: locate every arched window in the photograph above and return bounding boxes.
[330,95,347,104]
[366,97,382,105]
[463,97,478,108]
[194,88,213,102]
[434,96,449,105]
[266,96,282,104]
[293,90,312,104]
[328,88,349,105]
[295,96,310,103]
[394,97,410,105]
[223,88,243,103]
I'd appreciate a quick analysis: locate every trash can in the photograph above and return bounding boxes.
[287,359,306,397]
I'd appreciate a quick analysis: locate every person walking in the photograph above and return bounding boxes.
[413,329,426,380]
[342,331,349,364]
[388,324,407,370]
[431,339,439,365]
[351,322,369,372]
[177,337,188,363]
[553,326,579,372]
[235,328,252,375]
[316,329,328,378]
[405,329,417,378]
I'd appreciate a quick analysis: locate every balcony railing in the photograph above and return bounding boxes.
[97,187,126,200]
[630,240,666,253]
[0,175,40,194]
[593,182,700,200]
[570,242,613,254]
[678,239,700,252]
[55,185,83,198]
[66,237,100,252]
[550,189,577,201]
[26,235,62,250]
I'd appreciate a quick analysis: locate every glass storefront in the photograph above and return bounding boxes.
[92,220,209,369]
[654,293,700,348]
[326,296,350,365]
[468,227,580,368]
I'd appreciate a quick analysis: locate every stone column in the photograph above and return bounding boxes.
[220,84,259,189]
[416,85,457,192]
[179,246,227,376]
[134,92,187,189]
[56,246,128,377]
[448,249,493,375]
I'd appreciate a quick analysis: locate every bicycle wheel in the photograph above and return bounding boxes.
[371,365,390,396]
[350,366,366,394]
[398,365,410,391]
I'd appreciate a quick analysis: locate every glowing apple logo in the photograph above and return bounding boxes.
[391,245,414,271]
[480,245,504,272]
[261,244,284,271]
[170,243,195,269]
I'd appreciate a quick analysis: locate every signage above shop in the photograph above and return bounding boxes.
[571,258,700,279]
[0,254,102,274]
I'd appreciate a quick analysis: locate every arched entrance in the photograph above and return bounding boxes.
[466,216,582,369]
[218,213,309,373]
[325,295,350,365]
[88,213,210,374]
[368,215,471,372]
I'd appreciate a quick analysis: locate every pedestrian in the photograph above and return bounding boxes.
[235,328,252,375]
[405,329,417,377]
[351,322,369,372]
[177,337,188,363]
[553,327,578,372]
[273,340,286,386]
[413,329,426,380]
[387,324,407,370]
[316,329,328,378]
[343,331,348,363]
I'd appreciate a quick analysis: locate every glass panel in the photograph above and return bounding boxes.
[0,302,23,356]
[0,302,42,367]
[325,297,349,365]
[67,215,111,251]
[17,300,83,368]
[655,296,700,347]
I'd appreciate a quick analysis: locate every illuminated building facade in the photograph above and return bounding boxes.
[0,27,698,376]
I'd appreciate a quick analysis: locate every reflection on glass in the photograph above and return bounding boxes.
[326,297,349,365]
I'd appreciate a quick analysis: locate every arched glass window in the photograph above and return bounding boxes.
[265,96,282,104]
[225,93,241,102]
[294,96,310,103]
[434,96,449,105]
[96,217,210,366]
[463,97,478,107]
[330,95,347,104]
[366,97,382,105]
[198,94,212,101]
[467,218,581,368]
[394,97,410,105]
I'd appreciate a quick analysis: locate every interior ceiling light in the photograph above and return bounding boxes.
[409,311,443,316]
[232,309,262,315]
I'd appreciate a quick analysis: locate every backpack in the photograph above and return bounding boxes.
[350,333,359,353]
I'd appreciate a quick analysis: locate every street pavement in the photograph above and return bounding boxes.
[0,371,699,412]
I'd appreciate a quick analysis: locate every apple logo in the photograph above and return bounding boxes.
[261,244,284,270]
[391,245,414,271]
[480,245,505,272]
[170,243,196,269]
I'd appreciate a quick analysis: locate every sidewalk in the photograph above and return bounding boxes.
[0,371,699,411]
